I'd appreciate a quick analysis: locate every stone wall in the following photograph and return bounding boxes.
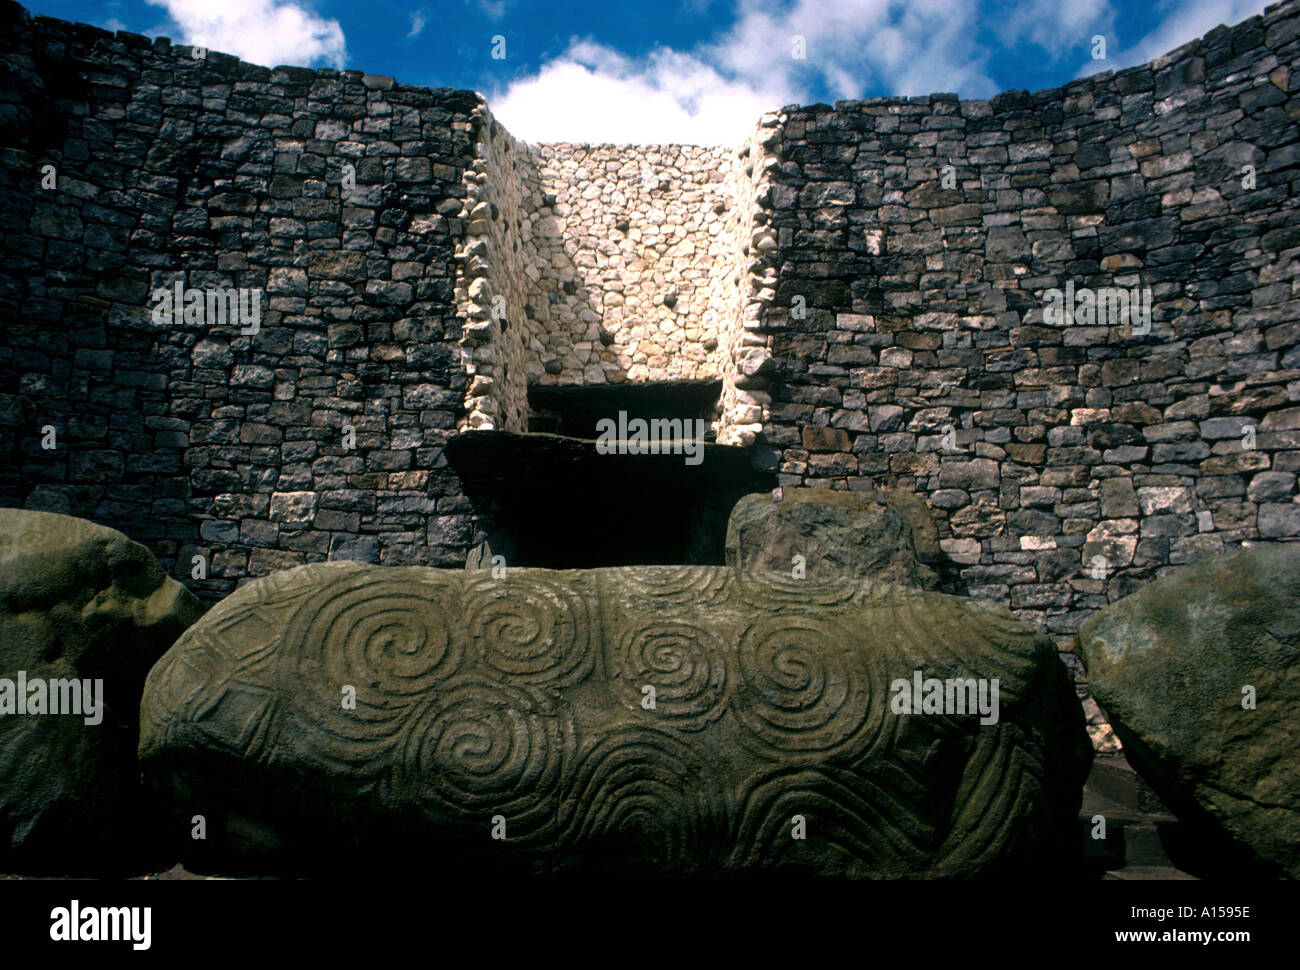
[453,119,772,439]
[456,104,535,432]
[527,141,733,387]
[0,2,485,598]
[714,116,782,446]
[756,0,1300,683]
[1,0,1297,673]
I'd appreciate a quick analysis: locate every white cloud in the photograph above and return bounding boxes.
[491,41,787,145]
[409,9,428,40]
[714,0,995,99]
[994,0,1116,57]
[145,0,346,69]
[474,0,508,19]
[492,0,1274,145]
[493,0,998,145]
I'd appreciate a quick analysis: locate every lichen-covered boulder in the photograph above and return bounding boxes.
[140,562,1089,877]
[0,509,203,871]
[1076,544,1300,877]
[725,489,939,588]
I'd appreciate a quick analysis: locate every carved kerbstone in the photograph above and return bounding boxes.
[140,562,1090,876]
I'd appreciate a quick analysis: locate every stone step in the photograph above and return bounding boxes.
[1079,818,1178,872]
[1086,754,1141,809]
[1079,782,1181,874]
[1080,818,1124,874]
[1079,788,1149,826]
[1084,753,1176,818]
[1104,865,1198,880]
[1123,823,1174,868]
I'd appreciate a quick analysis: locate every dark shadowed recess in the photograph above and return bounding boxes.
[526,379,722,438]
[449,380,773,568]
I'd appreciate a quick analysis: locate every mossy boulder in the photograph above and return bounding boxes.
[725,488,938,588]
[1077,544,1300,877]
[0,509,203,872]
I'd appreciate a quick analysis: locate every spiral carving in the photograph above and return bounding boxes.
[462,572,594,688]
[281,572,462,697]
[138,562,1084,877]
[609,619,730,730]
[401,676,573,843]
[730,766,931,874]
[734,569,872,611]
[616,565,734,606]
[275,571,464,770]
[732,612,877,758]
[558,728,731,870]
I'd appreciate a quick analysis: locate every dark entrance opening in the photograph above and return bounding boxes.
[446,380,773,569]
[526,379,723,438]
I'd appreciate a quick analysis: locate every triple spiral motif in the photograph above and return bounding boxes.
[152,562,1053,873]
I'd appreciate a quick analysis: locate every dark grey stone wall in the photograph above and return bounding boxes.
[755,0,1300,668]
[0,2,483,599]
[1,0,1296,655]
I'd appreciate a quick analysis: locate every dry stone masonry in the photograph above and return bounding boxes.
[1,1,483,593]
[2,0,1299,754]
[456,106,777,444]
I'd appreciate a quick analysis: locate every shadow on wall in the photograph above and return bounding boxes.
[525,201,629,385]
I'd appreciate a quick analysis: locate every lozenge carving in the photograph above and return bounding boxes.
[139,562,1091,876]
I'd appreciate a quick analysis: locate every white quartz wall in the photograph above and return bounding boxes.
[455,105,779,439]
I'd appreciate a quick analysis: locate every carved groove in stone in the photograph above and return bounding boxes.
[139,562,1090,876]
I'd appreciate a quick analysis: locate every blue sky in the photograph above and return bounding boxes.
[26,0,1272,143]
